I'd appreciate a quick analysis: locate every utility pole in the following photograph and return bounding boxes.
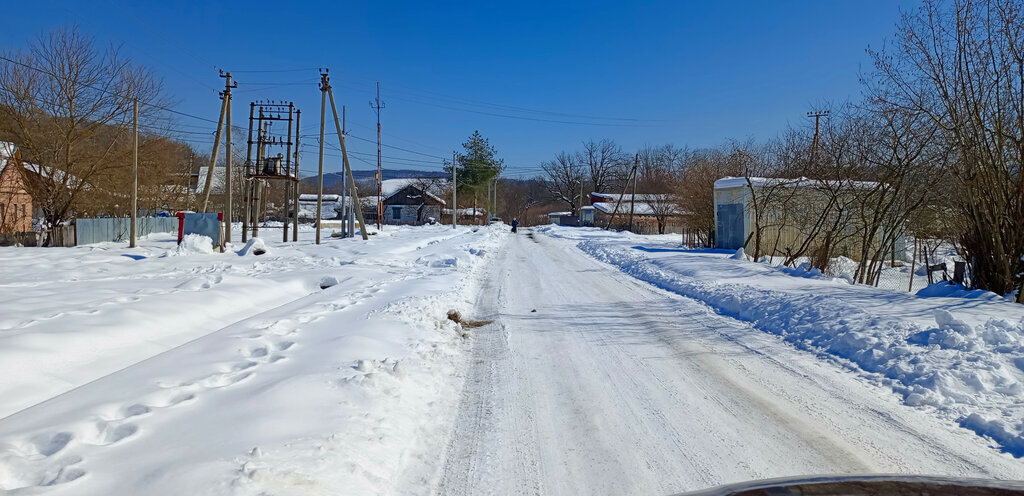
[130,98,138,248]
[284,102,293,243]
[326,74,368,240]
[452,153,457,229]
[370,82,385,230]
[605,154,638,230]
[629,153,638,233]
[807,109,830,163]
[341,105,348,238]
[243,103,254,243]
[200,93,227,212]
[292,109,300,242]
[316,70,328,245]
[221,71,237,244]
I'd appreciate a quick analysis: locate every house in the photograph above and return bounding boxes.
[548,211,577,226]
[442,207,487,225]
[713,176,904,259]
[589,192,690,234]
[297,193,347,221]
[382,185,445,225]
[0,142,34,235]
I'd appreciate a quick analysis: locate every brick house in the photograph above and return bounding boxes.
[0,142,33,234]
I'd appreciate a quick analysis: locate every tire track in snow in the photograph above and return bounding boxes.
[435,228,1024,495]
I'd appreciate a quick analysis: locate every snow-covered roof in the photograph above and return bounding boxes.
[299,194,342,202]
[0,141,85,188]
[195,165,226,195]
[590,192,672,202]
[442,207,485,216]
[592,202,657,215]
[0,142,15,174]
[714,176,882,191]
[383,185,446,206]
[381,177,448,197]
[548,211,572,217]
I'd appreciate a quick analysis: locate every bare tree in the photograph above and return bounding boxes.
[577,139,627,197]
[869,0,1024,299]
[634,144,688,234]
[541,151,585,215]
[0,27,165,242]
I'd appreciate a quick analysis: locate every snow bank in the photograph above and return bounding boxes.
[236,237,268,256]
[569,232,1024,457]
[168,234,215,256]
[917,282,1007,301]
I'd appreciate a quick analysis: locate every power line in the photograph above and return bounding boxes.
[386,82,678,123]
[0,54,221,125]
[386,94,671,128]
[230,67,319,73]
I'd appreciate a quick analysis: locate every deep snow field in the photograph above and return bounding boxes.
[0,224,505,495]
[1,222,1023,495]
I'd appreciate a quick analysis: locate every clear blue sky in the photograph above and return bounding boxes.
[4,1,918,179]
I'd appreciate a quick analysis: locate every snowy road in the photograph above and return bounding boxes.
[436,229,1023,495]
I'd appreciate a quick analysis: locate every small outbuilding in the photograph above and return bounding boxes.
[713,176,905,259]
[548,211,577,226]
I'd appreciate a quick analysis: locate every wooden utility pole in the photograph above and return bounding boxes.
[200,95,227,212]
[316,70,328,245]
[292,109,300,242]
[222,71,237,244]
[341,104,348,238]
[807,110,830,163]
[327,75,368,240]
[130,98,138,248]
[452,153,457,228]
[371,82,385,230]
[283,103,292,243]
[629,153,638,233]
[605,154,638,230]
[242,104,254,243]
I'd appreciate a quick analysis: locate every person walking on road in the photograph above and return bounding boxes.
[511,218,519,233]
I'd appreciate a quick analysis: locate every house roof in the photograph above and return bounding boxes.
[590,192,673,202]
[298,194,342,202]
[442,207,485,216]
[713,176,882,191]
[0,142,15,174]
[383,184,446,205]
[592,202,657,215]
[548,211,572,217]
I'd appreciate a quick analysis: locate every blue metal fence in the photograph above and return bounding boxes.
[75,217,178,245]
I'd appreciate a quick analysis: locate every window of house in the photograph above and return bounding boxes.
[392,206,402,219]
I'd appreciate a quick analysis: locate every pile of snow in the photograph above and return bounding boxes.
[917,281,1008,301]
[168,234,215,256]
[236,237,268,256]
[539,225,1024,457]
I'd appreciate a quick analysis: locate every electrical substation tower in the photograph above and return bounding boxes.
[243,100,302,243]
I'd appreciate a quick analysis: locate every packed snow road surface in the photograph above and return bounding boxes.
[437,229,1023,495]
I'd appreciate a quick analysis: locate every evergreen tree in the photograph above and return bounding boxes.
[445,131,503,220]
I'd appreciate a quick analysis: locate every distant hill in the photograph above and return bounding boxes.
[302,169,447,188]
